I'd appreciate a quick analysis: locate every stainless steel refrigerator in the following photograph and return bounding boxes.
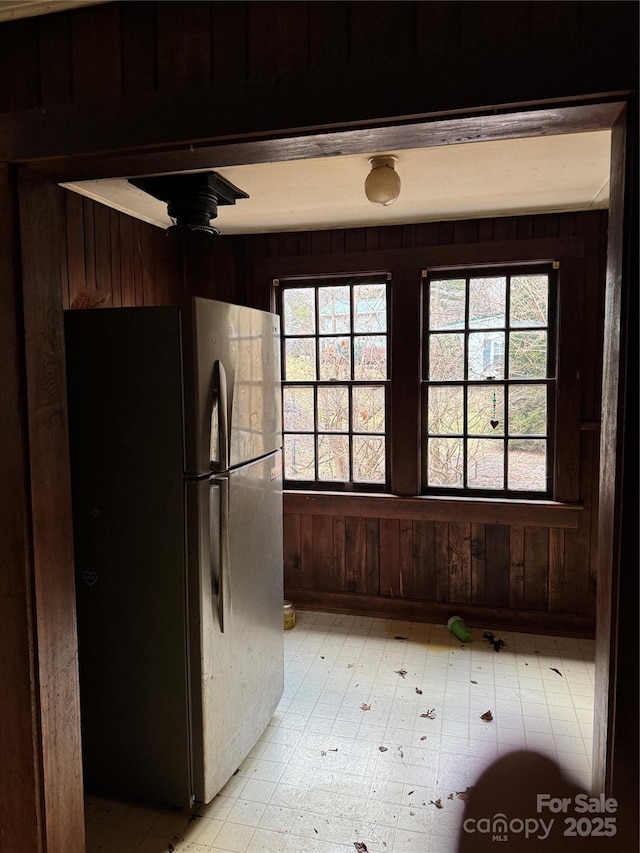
[64,297,284,808]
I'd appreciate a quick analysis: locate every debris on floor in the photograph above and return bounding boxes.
[456,787,473,801]
[378,746,388,752]
[430,798,444,809]
[480,710,494,722]
[394,635,408,641]
[394,669,407,678]
[420,708,436,719]
[483,631,506,652]
[415,687,423,694]
[360,703,371,711]
[354,843,369,852]
[550,667,564,677]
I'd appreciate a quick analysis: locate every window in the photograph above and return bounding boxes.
[278,274,389,490]
[422,266,556,497]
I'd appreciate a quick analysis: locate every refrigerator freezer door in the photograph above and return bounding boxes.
[182,297,282,475]
[188,450,284,804]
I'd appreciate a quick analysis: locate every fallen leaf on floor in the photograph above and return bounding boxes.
[457,787,473,801]
[430,798,444,809]
[420,735,427,741]
[394,636,408,641]
[395,669,407,678]
[550,667,564,677]
[379,746,388,752]
[470,680,478,684]
[480,710,494,722]
[360,703,371,711]
[354,843,369,852]
[483,631,506,652]
[415,687,423,694]
[447,793,454,800]
[420,708,436,719]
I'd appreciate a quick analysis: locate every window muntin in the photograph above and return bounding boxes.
[279,275,389,490]
[422,267,555,497]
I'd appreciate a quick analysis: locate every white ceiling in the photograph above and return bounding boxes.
[62,130,611,236]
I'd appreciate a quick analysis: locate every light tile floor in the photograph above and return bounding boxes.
[85,610,595,853]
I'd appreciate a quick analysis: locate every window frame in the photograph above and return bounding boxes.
[258,232,583,509]
[275,271,392,492]
[421,263,558,499]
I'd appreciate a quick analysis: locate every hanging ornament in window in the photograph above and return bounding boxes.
[490,388,499,429]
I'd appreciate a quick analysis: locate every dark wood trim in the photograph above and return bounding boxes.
[253,237,585,280]
[593,98,638,839]
[11,102,626,183]
[287,589,596,638]
[0,164,44,852]
[284,491,582,529]
[18,170,85,853]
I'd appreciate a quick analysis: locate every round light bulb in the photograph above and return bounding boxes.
[364,155,401,206]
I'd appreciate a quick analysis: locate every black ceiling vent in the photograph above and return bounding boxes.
[129,171,249,236]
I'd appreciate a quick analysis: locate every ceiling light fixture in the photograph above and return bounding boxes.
[364,155,401,207]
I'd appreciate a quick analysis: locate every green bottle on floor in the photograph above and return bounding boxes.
[447,615,472,643]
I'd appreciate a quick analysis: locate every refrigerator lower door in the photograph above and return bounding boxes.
[189,450,284,804]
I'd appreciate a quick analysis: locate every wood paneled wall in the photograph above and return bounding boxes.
[0,2,635,121]
[241,210,607,634]
[60,194,606,636]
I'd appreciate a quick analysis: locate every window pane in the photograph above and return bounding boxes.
[285,338,316,380]
[427,437,464,487]
[354,283,386,332]
[353,436,385,483]
[469,276,506,328]
[427,386,463,435]
[319,337,351,380]
[318,434,349,481]
[429,333,465,380]
[283,386,314,431]
[511,275,548,327]
[318,286,350,334]
[509,331,547,378]
[508,439,547,490]
[354,335,387,379]
[467,439,504,489]
[352,386,385,433]
[509,385,547,435]
[468,332,505,380]
[467,385,504,435]
[284,434,315,480]
[318,386,348,432]
[429,279,466,329]
[283,288,315,335]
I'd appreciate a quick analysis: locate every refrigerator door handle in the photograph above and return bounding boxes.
[211,475,230,633]
[210,361,229,472]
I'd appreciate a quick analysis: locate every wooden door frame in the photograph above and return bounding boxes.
[12,97,635,847]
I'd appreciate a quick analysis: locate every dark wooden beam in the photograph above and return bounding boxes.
[593,101,638,842]
[18,169,85,853]
[9,100,625,182]
[0,163,44,853]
